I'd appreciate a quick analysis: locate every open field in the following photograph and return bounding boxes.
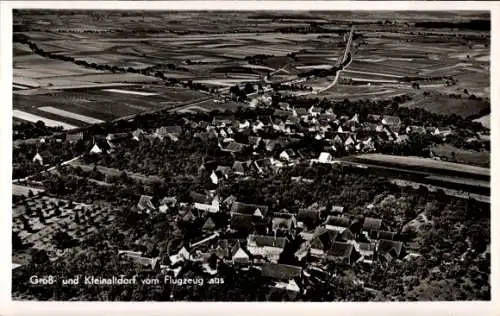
[351,154,490,178]
[12,184,45,196]
[13,110,78,130]
[400,94,490,117]
[14,11,489,121]
[430,144,490,167]
[38,106,104,124]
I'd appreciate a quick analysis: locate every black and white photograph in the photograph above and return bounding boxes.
[7,3,491,303]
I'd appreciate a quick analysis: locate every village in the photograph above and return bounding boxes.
[14,97,485,300]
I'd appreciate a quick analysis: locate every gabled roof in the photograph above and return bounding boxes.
[232,161,247,175]
[262,139,277,152]
[137,195,155,211]
[381,115,401,127]
[212,115,235,124]
[359,242,375,252]
[248,234,287,249]
[221,141,246,153]
[216,165,232,177]
[327,241,353,258]
[330,206,345,214]
[273,109,293,117]
[248,136,262,147]
[230,213,254,231]
[231,201,269,217]
[190,191,211,204]
[297,209,320,223]
[202,217,216,231]
[325,215,351,228]
[295,107,308,116]
[182,210,196,222]
[379,231,396,240]
[156,125,183,137]
[311,228,338,250]
[377,239,403,257]
[261,263,302,281]
[363,217,382,232]
[272,215,295,232]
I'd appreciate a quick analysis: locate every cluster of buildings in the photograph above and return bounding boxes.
[124,190,406,298]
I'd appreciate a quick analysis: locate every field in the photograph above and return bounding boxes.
[13,11,490,128]
[351,153,490,178]
[13,86,210,128]
[430,144,490,167]
[399,93,490,118]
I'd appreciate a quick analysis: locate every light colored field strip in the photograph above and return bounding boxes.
[103,88,159,96]
[13,110,77,130]
[38,106,104,124]
[342,69,403,78]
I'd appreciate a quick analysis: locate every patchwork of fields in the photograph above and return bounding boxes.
[13,11,490,129]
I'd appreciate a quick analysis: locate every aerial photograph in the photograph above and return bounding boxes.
[11,10,490,301]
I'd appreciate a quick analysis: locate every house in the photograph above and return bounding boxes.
[247,234,287,263]
[154,126,182,141]
[316,152,334,164]
[66,131,84,143]
[231,201,268,217]
[215,165,232,179]
[212,115,235,127]
[379,230,397,240]
[262,139,277,152]
[324,216,354,240]
[362,217,382,239]
[432,127,453,137]
[308,105,321,116]
[230,241,250,265]
[120,251,159,270]
[252,121,265,133]
[89,143,102,154]
[202,217,217,232]
[405,125,426,135]
[159,196,177,213]
[232,161,248,176]
[32,152,43,165]
[137,195,155,213]
[279,149,297,162]
[271,213,297,234]
[230,213,255,233]
[222,195,237,208]
[285,115,300,126]
[381,115,401,131]
[261,262,302,282]
[253,158,275,175]
[181,210,196,223]
[220,141,247,153]
[377,239,403,263]
[190,191,219,213]
[326,241,358,265]
[238,120,251,130]
[329,205,345,215]
[169,246,192,265]
[272,279,301,297]
[309,228,339,258]
[294,107,308,118]
[356,242,376,264]
[248,136,262,149]
[296,209,320,228]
